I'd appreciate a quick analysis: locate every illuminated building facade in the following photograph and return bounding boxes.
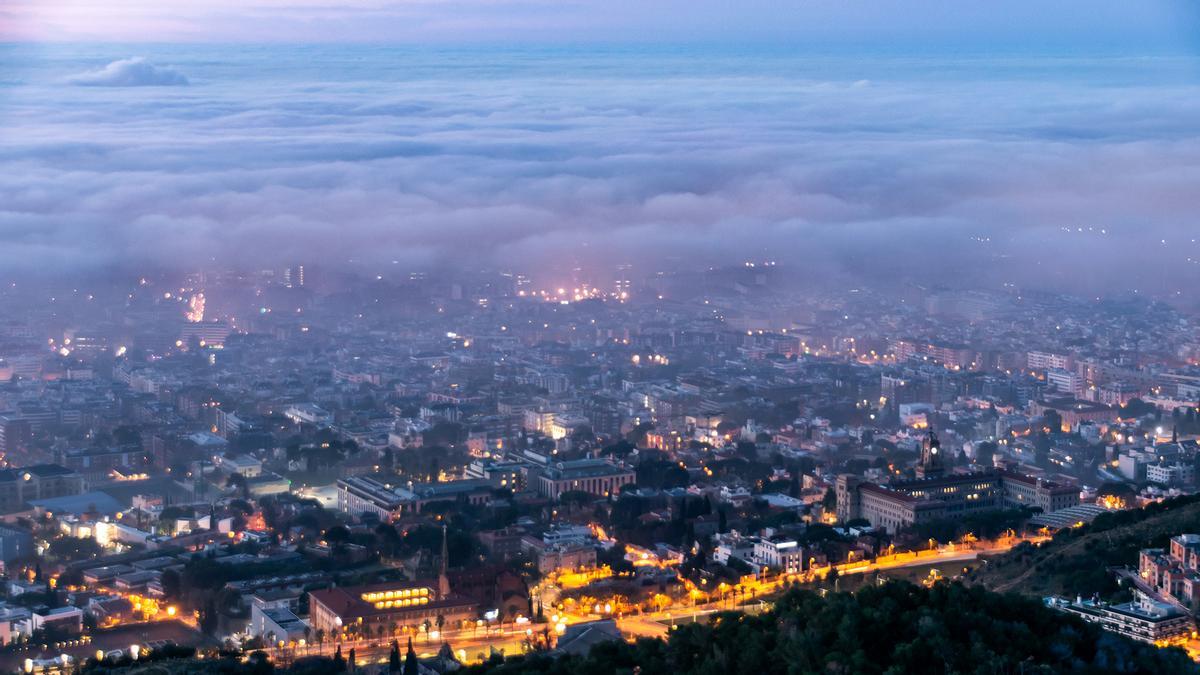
[283,265,305,288]
[309,583,468,638]
[753,537,804,574]
[178,320,232,348]
[837,434,1078,533]
[535,459,635,500]
[308,532,477,636]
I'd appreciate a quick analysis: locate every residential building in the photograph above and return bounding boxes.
[1045,594,1192,644]
[753,537,804,574]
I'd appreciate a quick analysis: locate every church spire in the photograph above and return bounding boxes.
[438,524,450,597]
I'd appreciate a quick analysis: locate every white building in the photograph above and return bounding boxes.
[0,604,31,645]
[1046,369,1085,398]
[542,525,593,548]
[758,493,805,511]
[1146,462,1196,487]
[1045,593,1192,644]
[1028,351,1074,372]
[30,607,83,634]
[712,532,756,566]
[753,537,804,574]
[283,404,332,427]
[249,605,309,644]
[215,454,263,478]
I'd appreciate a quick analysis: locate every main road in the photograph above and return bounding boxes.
[613,536,1046,639]
[273,536,1045,663]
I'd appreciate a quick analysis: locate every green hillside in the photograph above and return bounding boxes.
[968,494,1200,598]
[467,581,1195,675]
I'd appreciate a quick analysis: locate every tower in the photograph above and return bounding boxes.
[917,429,945,479]
[437,524,450,597]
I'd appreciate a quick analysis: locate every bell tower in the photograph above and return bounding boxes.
[917,429,945,479]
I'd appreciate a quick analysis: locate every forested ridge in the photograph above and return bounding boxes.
[469,581,1197,675]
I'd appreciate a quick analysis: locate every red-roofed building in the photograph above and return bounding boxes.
[308,579,478,638]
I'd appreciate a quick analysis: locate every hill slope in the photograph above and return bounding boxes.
[467,582,1196,675]
[969,494,1200,598]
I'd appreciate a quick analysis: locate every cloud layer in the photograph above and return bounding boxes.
[1,45,1199,294]
[67,57,189,87]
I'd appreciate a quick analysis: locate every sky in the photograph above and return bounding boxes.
[2,2,1200,294]
[3,1,1197,48]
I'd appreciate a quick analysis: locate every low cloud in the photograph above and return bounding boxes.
[68,57,189,87]
[3,46,1199,296]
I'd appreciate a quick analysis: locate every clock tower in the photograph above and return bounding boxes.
[917,429,945,479]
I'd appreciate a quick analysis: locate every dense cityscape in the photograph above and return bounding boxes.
[0,264,1196,673]
[5,1,1200,673]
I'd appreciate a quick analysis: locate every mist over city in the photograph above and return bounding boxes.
[2,2,1200,675]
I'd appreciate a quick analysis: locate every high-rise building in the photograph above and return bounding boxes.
[283,264,305,288]
[614,263,633,296]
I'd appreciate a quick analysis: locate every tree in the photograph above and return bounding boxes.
[821,487,837,511]
[404,638,419,675]
[559,490,593,513]
[160,569,182,599]
[1121,398,1157,419]
[975,441,997,467]
[199,598,218,635]
[227,472,250,499]
[333,645,345,672]
[247,650,272,675]
[375,523,403,557]
[1042,409,1064,433]
[389,640,401,672]
[601,439,635,460]
[461,581,1198,675]
[324,525,351,544]
[47,537,103,561]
